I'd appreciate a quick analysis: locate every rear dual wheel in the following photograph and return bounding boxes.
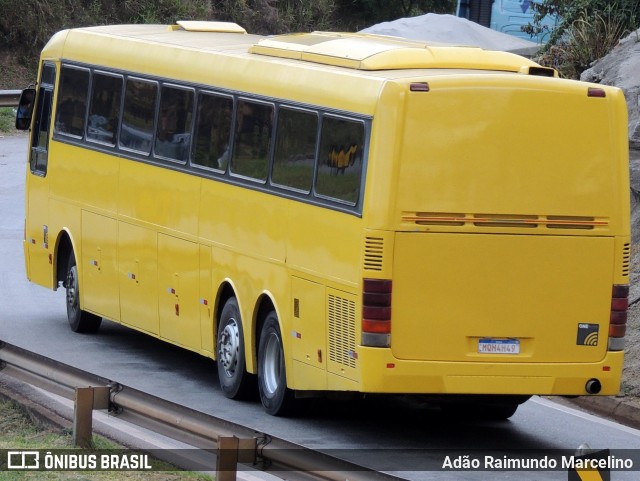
[258,312,294,416]
[216,299,293,415]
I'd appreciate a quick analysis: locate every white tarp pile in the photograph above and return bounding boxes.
[359,13,540,57]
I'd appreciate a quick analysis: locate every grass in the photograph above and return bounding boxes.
[0,108,17,133]
[0,397,214,480]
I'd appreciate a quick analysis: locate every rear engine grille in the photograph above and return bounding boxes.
[328,294,356,368]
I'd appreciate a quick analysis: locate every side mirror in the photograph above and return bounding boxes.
[15,88,36,130]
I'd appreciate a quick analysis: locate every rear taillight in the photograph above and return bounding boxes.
[609,284,628,351]
[362,278,391,347]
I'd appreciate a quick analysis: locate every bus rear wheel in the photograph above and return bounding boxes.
[216,297,254,399]
[258,312,294,416]
[65,253,102,333]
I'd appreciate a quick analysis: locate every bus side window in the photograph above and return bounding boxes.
[120,78,158,154]
[29,63,56,175]
[87,72,123,146]
[55,66,90,138]
[231,99,274,182]
[315,116,364,205]
[271,107,317,193]
[155,85,194,163]
[192,92,233,172]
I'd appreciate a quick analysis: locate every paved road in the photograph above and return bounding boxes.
[1,134,639,480]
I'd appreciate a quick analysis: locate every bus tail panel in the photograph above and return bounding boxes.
[390,232,614,363]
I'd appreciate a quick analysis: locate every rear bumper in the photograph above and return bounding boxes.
[358,347,624,396]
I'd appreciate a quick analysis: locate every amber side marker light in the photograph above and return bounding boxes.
[588,87,606,98]
[410,82,429,92]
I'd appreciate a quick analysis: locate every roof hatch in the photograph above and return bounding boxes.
[249,31,540,72]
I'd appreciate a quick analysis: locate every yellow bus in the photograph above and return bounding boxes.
[16,21,630,417]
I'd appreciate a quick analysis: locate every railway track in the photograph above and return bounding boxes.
[0,340,402,481]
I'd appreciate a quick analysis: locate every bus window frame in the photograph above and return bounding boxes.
[229,97,276,185]
[50,61,370,217]
[270,105,320,196]
[86,70,124,149]
[29,62,57,177]
[313,113,367,208]
[153,83,196,165]
[190,89,235,175]
[119,76,159,156]
[55,65,91,141]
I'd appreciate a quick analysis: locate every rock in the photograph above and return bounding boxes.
[580,29,640,149]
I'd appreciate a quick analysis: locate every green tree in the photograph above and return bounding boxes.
[210,0,335,34]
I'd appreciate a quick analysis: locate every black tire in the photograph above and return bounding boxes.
[258,312,294,416]
[216,298,254,399]
[65,252,102,333]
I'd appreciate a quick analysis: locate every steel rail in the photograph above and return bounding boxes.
[0,90,21,107]
[0,341,402,481]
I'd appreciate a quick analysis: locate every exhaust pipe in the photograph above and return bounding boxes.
[585,378,602,394]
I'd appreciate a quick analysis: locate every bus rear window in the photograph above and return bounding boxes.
[315,116,364,205]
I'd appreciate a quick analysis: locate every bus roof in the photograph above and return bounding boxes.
[47,23,540,73]
[42,23,547,114]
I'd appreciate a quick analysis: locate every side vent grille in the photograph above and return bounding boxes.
[328,294,356,368]
[364,237,384,271]
[402,212,609,230]
[622,243,631,277]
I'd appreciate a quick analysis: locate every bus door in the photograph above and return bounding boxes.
[25,62,56,288]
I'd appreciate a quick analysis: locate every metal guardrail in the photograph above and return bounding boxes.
[0,90,21,107]
[0,341,402,481]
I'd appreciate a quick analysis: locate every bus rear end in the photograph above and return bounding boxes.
[360,73,629,408]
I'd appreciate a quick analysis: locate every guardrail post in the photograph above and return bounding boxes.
[73,386,110,448]
[216,436,257,480]
[217,436,239,481]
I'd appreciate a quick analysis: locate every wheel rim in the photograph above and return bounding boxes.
[263,331,282,396]
[218,319,240,378]
[66,265,79,316]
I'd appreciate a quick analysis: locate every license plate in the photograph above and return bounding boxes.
[478,338,520,354]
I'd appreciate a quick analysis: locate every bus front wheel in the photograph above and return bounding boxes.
[216,297,254,399]
[258,312,294,416]
[65,253,102,333]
